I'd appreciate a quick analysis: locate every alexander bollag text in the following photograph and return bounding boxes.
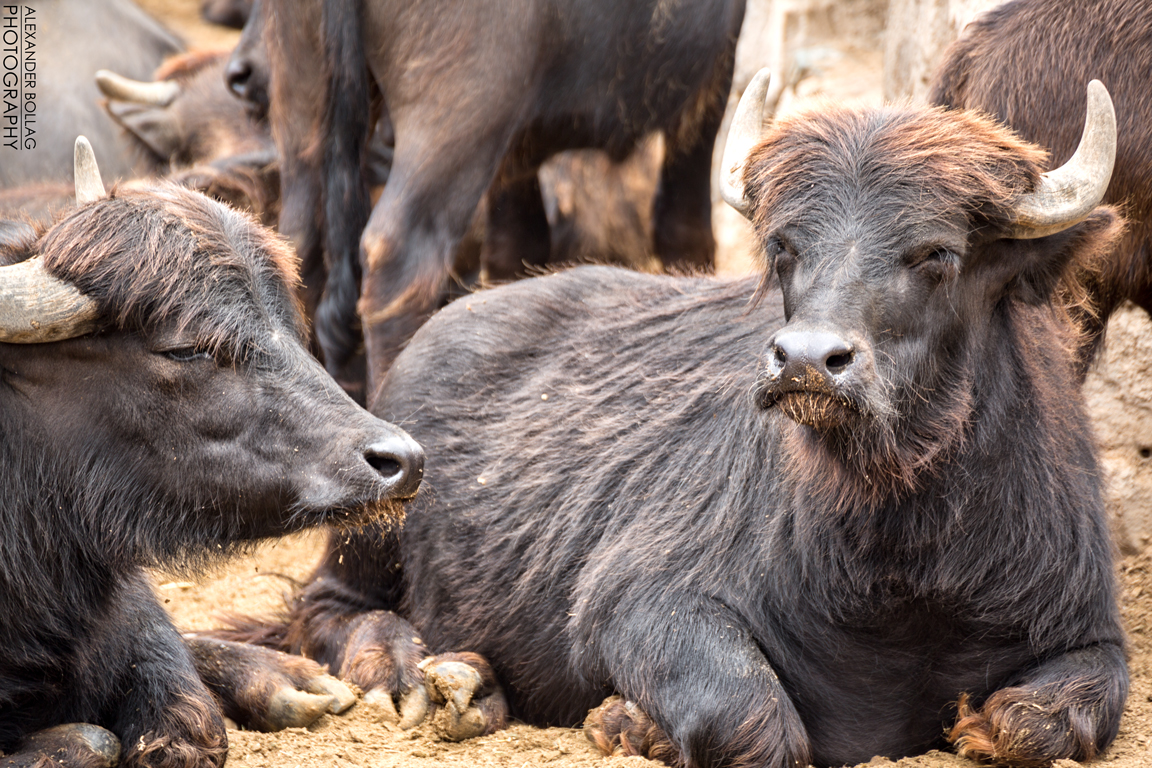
[2,5,35,151]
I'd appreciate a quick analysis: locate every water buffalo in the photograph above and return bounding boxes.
[221,73,1128,767]
[929,0,1152,373]
[97,50,279,226]
[0,139,424,768]
[2,0,182,188]
[259,0,746,401]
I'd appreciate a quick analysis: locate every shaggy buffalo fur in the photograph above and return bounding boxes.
[0,183,422,766]
[263,0,745,397]
[225,106,1127,767]
[930,0,1152,372]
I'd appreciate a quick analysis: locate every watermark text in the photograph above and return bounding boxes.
[2,5,36,151]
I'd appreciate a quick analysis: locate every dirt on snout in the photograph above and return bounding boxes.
[155,532,1152,768]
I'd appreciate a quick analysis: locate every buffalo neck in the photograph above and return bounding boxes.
[765,298,1114,645]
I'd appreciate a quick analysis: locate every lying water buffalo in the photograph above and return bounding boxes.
[223,73,1128,766]
[260,0,746,400]
[930,0,1152,372]
[0,139,423,767]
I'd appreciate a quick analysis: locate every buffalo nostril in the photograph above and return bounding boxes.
[225,61,252,97]
[364,434,425,499]
[365,453,402,478]
[825,350,854,373]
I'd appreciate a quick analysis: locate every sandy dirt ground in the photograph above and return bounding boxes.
[134,0,1152,766]
[159,533,1152,768]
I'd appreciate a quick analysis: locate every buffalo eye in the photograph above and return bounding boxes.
[768,235,797,275]
[163,347,213,363]
[904,245,959,281]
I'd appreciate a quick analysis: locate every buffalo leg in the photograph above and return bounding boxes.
[949,643,1127,766]
[214,598,507,737]
[579,597,811,768]
[358,121,518,397]
[2,724,119,768]
[99,581,228,768]
[210,530,508,738]
[651,36,737,274]
[185,637,354,731]
[652,131,717,274]
[481,173,552,284]
[273,588,507,738]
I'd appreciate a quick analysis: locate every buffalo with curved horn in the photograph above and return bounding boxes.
[0,137,424,768]
[929,0,1152,375]
[213,72,1127,767]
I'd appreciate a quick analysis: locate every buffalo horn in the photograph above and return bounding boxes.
[720,68,773,218]
[1007,80,1116,239]
[95,69,180,107]
[74,136,106,205]
[0,257,99,343]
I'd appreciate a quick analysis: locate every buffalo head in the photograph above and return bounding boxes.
[96,51,279,225]
[0,138,422,565]
[722,71,1119,492]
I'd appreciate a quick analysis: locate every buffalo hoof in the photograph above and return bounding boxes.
[363,651,507,740]
[334,610,431,727]
[265,678,354,729]
[421,654,508,741]
[362,683,430,729]
[584,696,681,766]
[950,690,1102,767]
[186,636,355,731]
[4,723,121,768]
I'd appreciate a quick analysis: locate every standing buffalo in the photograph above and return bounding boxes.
[222,73,1128,767]
[259,0,746,400]
[930,0,1152,372]
[0,139,424,767]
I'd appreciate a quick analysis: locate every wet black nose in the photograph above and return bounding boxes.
[363,432,425,499]
[769,330,855,388]
[225,57,253,100]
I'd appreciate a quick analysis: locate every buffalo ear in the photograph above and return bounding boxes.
[985,207,1124,305]
[104,100,182,165]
